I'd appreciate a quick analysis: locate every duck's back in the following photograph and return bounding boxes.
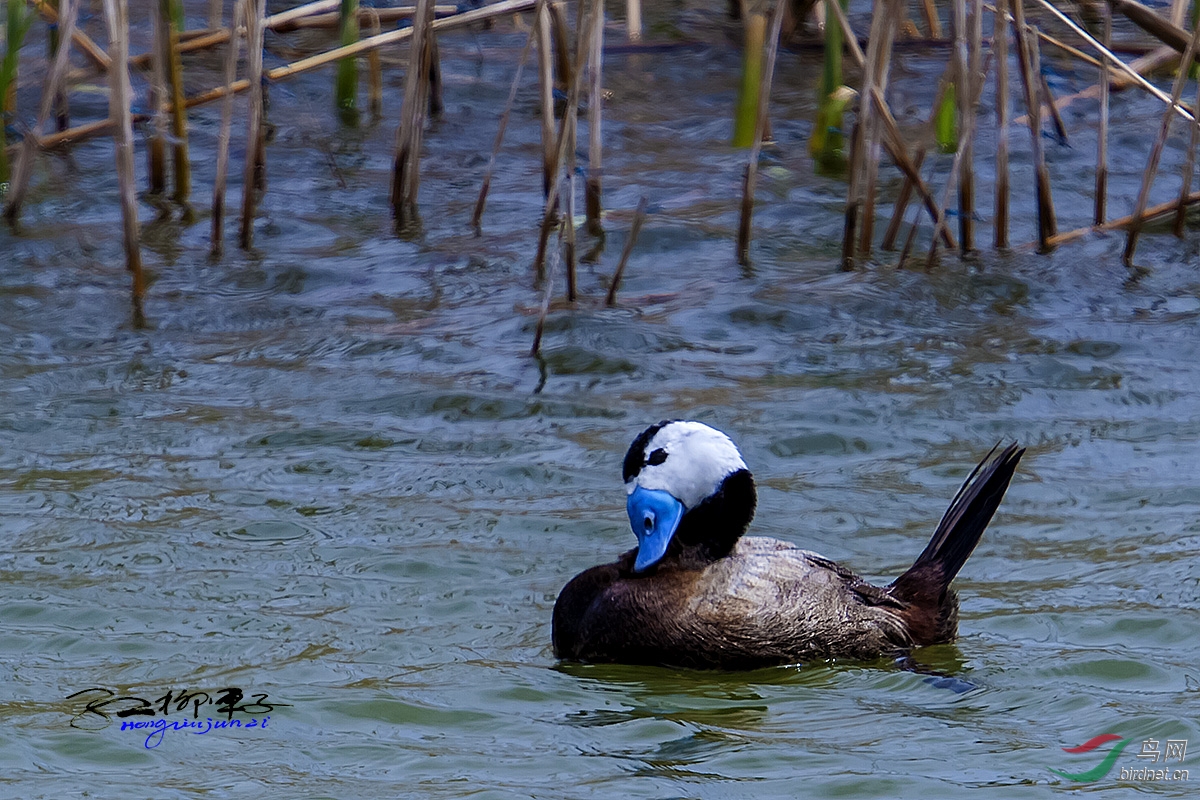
[552,536,913,669]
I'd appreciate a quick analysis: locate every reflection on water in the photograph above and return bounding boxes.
[4,6,1200,798]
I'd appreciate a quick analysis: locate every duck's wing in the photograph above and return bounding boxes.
[683,537,913,663]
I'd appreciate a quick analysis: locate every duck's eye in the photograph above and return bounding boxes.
[647,448,668,466]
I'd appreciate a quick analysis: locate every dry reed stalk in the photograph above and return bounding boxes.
[239,0,266,249]
[1011,0,1055,250]
[585,0,604,236]
[147,8,168,196]
[208,0,221,28]
[533,4,596,279]
[1095,5,1109,226]
[627,0,642,41]
[259,0,365,32]
[965,0,982,250]
[29,0,110,70]
[924,57,992,266]
[336,0,360,123]
[536,3,556,198]
[871,89,957,249]
[1025,0,1194,125]
[994,0,1010,247]
[471,0,545,233]
[881,77,947,250]
[920,0,942,38]
[531,186,565,357]
[737,0,785,267]
[559,1,592,285]
[896,188,924,265]
[275,6,458,31]
[605,196,648,306]
[1170,0,1188,25]
[1109,0,1198,56]
[1122,9,1200,265]
[101,0,145,327]
[564,170,577,300]
[1051,189,1200,247]
[162,0,191,210]
[208,0,541,90]
[881,148,925,250]
[856,0,899,259]
[546,2,573,92]
[428,35,444,118]
[1034,39,1068,145]
[842,0,893,268]
[1173,71,1200,236]
[211,0,244,256]
[3,0,76,225]
[47,0,69,130]
[839,119,865,266]
[391,0,436,230]
[980,4,1098,66]
[126,0,343,67]
[950,0,971,251]
[825,0,954,249]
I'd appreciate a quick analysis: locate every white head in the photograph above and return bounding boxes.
[622,421,748,508]
[621,421,754,572]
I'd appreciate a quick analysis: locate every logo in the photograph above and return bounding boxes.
[1051,734,1189,783]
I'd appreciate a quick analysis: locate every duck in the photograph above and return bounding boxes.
[552,420,1023,670]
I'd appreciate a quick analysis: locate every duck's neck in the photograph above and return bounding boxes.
[671,468,757,564]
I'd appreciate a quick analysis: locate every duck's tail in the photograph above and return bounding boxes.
[889,442,1024,645]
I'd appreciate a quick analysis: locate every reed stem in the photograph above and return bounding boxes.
[533,2,596,279]
[564,170,577,301]
[627,0,642,41]
[1011,0,1056,251]
[881,74,946,251]
[826,0,954,249]
[239,0,266,249]
[994,0,1010,248]
[3,0,76,225]
[606,196,648,306]
[28,0,109,71]
[1123,4,1200,265]
[336,0,359,124]
[958,0,982,253]
[162,0,191,212]
[1095,4,1109,226]
[391,0,436,231]
[856,0,899,260]
[147,7,168,197]
[101,0,145,327]
[471,0,545,234]
[585,0,604,236]
[537,3,555,198]
[738,0,785,266]
[843,0,894,267]
[211,0,244,256]
[47,0,68,130]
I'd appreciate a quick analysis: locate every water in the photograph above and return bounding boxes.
[3,5,1200,797]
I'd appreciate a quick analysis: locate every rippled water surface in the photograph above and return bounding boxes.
[4,4,1200,798]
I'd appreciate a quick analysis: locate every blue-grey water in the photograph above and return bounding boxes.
[3,3,1200,797]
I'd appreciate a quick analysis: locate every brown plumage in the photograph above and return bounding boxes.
[552,422,1023,670]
